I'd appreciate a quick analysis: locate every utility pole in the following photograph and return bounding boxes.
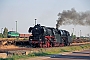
[72,28,74,35]
[75,31,76,35]
[78,32,79,37]
[71,28,74,40]
[16,21,17,33]
[80,30,81,37]
[12,28,13,31]
[15,21,17,40]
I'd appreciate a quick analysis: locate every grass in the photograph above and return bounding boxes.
[1,43,90,60]
[11,52,51,60]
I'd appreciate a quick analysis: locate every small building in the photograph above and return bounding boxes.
[19,34,31,38]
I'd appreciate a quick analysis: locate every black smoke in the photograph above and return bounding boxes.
[56,8,90,28]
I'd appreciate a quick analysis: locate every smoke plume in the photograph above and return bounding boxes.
[56,8,90,28]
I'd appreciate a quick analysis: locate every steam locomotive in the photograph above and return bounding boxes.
[28,24,72,48]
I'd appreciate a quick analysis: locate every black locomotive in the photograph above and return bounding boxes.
[28,24,72,48]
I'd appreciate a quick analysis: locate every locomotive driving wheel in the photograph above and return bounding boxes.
[39,41,43,48]
[44,37,51,48]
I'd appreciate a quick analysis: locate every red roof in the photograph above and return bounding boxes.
[20,34,31,38]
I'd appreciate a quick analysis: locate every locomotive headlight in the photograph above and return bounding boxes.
[30,39,32,41]
[36,28,37,30]
[39,39,42,41]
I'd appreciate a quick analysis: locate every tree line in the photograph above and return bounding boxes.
[0,27,8,38]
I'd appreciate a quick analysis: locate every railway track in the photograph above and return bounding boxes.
[0,42,90,52]
[0,39,90,46]
[0,38,90,53]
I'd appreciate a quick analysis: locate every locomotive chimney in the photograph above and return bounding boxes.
[35,19,37,25]
[56,24,59,29]
[56,20,59,29]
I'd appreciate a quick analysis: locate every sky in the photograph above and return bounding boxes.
[0,0,90,37]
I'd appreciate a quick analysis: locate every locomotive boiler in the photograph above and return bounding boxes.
[28,24,72,48]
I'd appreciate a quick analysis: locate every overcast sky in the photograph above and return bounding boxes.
[0,0,90,37]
